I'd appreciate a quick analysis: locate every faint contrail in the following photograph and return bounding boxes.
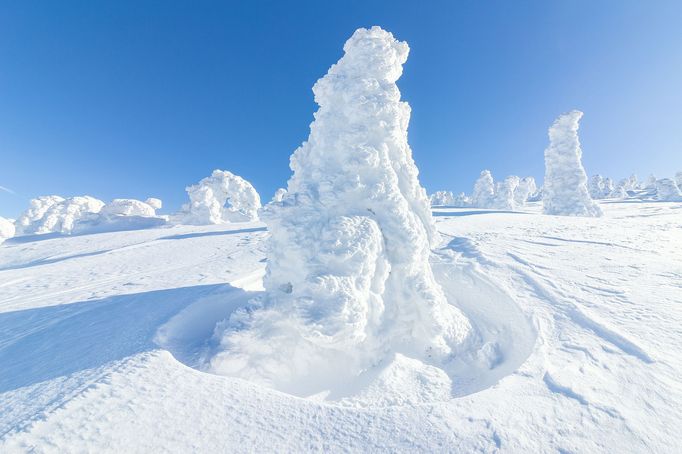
[0,185,15,194]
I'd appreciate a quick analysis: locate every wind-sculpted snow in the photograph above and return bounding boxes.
[181,170,261,225]
[144,198,162,210]
[72,198,167,234]
[271,188,287,203]
[15,195,105,235]
[655,178,682,201]
[492,176,519,210]
[514,177,537,206]
[471,170,495,208]
[543,111,602,217]
[209,26,471,396]
[430,190,455,206]
[0,217,14,244]
[675,171,682,188]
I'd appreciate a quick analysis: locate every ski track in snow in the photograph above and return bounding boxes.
[1,203,681,452]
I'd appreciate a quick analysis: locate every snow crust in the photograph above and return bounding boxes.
[181,170,261,225]
[15,195,105,235]
[209,26,471,395]
[542,111,602,217]
[0,217,15,244]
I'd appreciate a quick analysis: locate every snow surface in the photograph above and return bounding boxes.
[542,111,602,217]
[209,26,471,396]
[1,200,680,452]
[181,170,261,225]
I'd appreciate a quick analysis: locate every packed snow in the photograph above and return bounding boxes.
[542,111,602,217]
[180,170,261,225]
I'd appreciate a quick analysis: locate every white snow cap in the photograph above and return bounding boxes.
[655,178,682,201]
[471,170,495,208]
[0,216,15,244]
[210,26,471,395]
[16,195,105,235]
[542,110,602,217]
[183,170,261,224]
[100,199,158,217]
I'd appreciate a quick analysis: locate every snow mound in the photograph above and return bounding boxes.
[209,26,471,397]
[181,170,261,224]
[72,198,167,234]
[100,198,158,217]
[542,111,602,217]
[0,216,15,244]
[16,195,105,235]
[655,178,682,201]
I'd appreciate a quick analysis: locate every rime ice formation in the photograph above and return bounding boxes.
[210,26,471,395]
[100,199,158,217]
[430,190,455,206]
[655,178,682,201]
[471,170,495,208]
[514,177,537,206]
[271,188,287,203]
[71,198,168,234]
[644,174,657,189]
[16,195,105,235]
[453,192,471,207]
[589,174,605,199]
[0,217,15,244]
[182,170,261,224]
[492,176,519,210]
[145,198,163,210]
[542,111,602,217]
[675,171,682,188]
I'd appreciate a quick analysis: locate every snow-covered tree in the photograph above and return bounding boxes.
[492,176,519,210]
[471,170,495,208]
[452,192,471,207]
[210,27,471,393]
[542,111,602,217]
[514,176,537,206]
[675,171,682,188]
[430,190,455,206]
[588,174,604,199]
[271,188,287,203]
[182,170,261,224]
[655,178,682,201]
[16,195,105,235]
[100,199,159,217]
[644,174,657,190]
[0,217,15,244]
[145,198,162,210]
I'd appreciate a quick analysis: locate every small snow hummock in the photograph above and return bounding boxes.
[0,216,15,244]
[655,178,682,201]
[209,26,471,395]
[73,198,167,234]
[542,110,602,217]
[181,170,261,225]
[16,195,105,235]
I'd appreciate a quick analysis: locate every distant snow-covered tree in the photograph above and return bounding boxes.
[471,170,495,208]
[542,110,602,217]
[655,178,682,201]
[514,176,537,206]
[430,190,455,206]
[182,170,261,224]
[0,217,15,244]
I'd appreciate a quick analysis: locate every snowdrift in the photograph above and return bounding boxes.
[209,26,472,396]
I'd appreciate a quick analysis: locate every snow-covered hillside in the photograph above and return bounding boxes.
[1,201,680,452]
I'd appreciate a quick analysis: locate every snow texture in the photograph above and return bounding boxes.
[514,176,537,206]
[15,195,105,235]
[430,190,455,206]
[145,198,162,210]
[271,188,287,203]
[655,178,682,201]
[492,176,519,210]
[72,198,167,234]
[471,170,495,208]
[182,170,261,225]
[675,171,682,188]
[542,111,602,217]
[209,26,471,395]
[0,217,14,244]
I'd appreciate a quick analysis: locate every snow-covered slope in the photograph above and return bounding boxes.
[1,201,680,452]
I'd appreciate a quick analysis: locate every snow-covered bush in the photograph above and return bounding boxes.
[100,199,158,217]
[430,190,455,206]
[542,111,602,217]
[471,170,495,208]
[271,188,287,203]
[0,217,15,244]
[182,170,261,224]
[72,198,167,234]
[209,26,471,394]
[16,195,105,235]
[514,176,537,205]
[655,178,682,201]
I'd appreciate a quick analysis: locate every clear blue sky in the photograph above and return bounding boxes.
[1,1,681,217]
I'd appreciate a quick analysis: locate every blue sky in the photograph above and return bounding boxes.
[1,1,681,217]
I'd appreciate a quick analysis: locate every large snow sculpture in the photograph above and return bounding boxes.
[16,195,105,235]
[542,111,602,217]
[0,217,15,244]
[210,26,471,394]
[655,178,682,201]
[471,170,495,208]
[183,170,261,224]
